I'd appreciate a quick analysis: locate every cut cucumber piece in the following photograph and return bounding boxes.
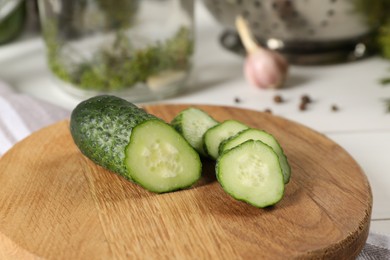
[126,119,201,193]
[220,128,291,184]
[70,95,155,178]
[70,95,201,193]
[216,140,285,208]
[171,107,218,156]
[203,120,248,159]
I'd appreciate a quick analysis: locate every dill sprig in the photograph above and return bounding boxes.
[380,77,390,86]
[384,98,390,113]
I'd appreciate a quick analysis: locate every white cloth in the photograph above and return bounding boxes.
[358,232,390,259]
[0,81,69,155]
[0,81,389,258]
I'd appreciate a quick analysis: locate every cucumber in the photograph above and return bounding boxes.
[216,140,285,208]
[203,120,249,159]
[70,95,153,177]
[220,128,291,184]
[70,95,201,193]
[171,107,218,156]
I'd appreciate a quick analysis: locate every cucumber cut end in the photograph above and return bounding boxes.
[220,128,291,184]
[204,120,249,159]
[125,120,202,193]
[217,140,285,208]
[171,108,218,156]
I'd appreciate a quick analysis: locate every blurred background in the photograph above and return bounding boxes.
[0,0,390,125]
[2,0,390,59]
[1,0,390,103]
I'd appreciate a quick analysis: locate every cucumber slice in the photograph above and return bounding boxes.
[220,128,291,184]
[203,120,248,159]
[126,119,202,193]
[216,140,285,208]
[171,107,218,156]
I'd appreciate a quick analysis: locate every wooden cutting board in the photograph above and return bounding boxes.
[0,104,372,259]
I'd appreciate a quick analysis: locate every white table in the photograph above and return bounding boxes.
[1,1,389,235]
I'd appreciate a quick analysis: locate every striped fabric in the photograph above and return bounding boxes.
[0,81,389,258]
[0,81,70,155]
[358,233,390,260]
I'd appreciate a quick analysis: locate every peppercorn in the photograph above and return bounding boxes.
[273,95,284,103]
[301,94,311,104]
[264,108,272,113]
[331,104,339,112]
[299,102,307,111]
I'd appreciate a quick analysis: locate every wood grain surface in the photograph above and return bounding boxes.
[0,104,372,259]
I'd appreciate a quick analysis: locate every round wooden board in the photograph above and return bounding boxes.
[0,104,372,259]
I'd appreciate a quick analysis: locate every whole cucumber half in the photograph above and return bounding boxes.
[70,95,201,193]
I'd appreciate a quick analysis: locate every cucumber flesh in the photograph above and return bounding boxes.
[220,128,291,184]
[126,119,202,193]
[171,107,218,156]
[203,120,248,159]
[216,140,284,208]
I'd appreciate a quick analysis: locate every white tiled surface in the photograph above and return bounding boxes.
[371,220,390,235]
[0,1,389,235]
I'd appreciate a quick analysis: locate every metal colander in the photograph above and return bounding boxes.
[202,0,380,64]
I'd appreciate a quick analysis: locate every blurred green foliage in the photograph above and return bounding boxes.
[353,0,390,59]
[95,0,138,29]
[375,0,390,60]
[0,1,25,44]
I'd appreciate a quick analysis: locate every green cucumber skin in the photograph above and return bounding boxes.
[171,112,185,137]
[70,95,156,179]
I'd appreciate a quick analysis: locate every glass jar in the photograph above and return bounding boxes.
[38,0,194,101]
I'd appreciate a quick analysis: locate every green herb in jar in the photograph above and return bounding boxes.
[42,23,193,92]
[385,98,390,113]
[380,77,390,86]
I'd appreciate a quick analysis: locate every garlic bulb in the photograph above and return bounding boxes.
[235,16,289,89]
